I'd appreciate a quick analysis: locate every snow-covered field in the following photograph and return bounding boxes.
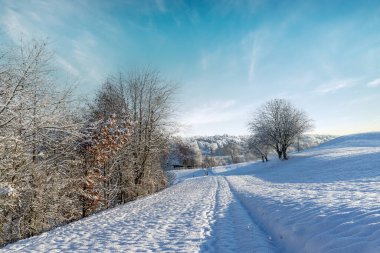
[2,133,380,252]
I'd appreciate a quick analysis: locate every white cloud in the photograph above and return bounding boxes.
[241,33,254,82]
[241,31,266,84]
[0,3,106,91]
[1,8,32,43]
[315,79,356,94]
[56,56,80,77]
[70,35,106,87]
[367,78,380,88]
[248,44,257,83]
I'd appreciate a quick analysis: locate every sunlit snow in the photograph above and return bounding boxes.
[2,133,380,253]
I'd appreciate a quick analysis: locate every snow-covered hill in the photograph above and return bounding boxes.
[2,133,379,252]
[186,135,248,156]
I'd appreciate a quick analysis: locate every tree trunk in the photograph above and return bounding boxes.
[282,147,288,160]
[276,149,282,159]
[275,143,282,159]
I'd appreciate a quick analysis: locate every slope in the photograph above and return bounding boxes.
[2,133,380,252]
[211,132,380,252]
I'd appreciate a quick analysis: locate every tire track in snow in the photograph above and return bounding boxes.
[215,176,278,253]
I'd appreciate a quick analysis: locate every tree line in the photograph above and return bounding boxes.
[0,40,176,245]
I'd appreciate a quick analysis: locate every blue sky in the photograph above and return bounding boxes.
[1,0,380,136]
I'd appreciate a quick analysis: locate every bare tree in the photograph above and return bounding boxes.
[223,142,241,164]
[85,69,177,207]
[122,69,177,187]
[202,146,217,168]
[0,40,84,244]
[247,134,270,162]
[248,99,313,160]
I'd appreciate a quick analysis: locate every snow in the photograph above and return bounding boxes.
[171,168,208,184]
[0,185,14,197]
[2,132,380,252]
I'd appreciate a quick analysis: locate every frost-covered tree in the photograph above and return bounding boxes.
[223,142,241,163]
[163,137,203,170]
[248,99,313,160]
[123,69,176,186]
[0,40,84,244]
[85,69,176,204]
[247,134,270,162]
[202,146,217,168]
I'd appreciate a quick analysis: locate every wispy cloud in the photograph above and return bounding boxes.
[56,56,80,77]
[248,43,258,83]
[367,78,380,87]
[314,79,357,94]
[241,32,260,83]
[1,8,32,43]
[70,33,106,87]
[0,1,109,92]
[155,0,167,13]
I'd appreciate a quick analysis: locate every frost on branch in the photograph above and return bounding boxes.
[0,185,14,197]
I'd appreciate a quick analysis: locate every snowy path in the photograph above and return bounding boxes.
[2,176,277,253]
[209,176,276,252]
